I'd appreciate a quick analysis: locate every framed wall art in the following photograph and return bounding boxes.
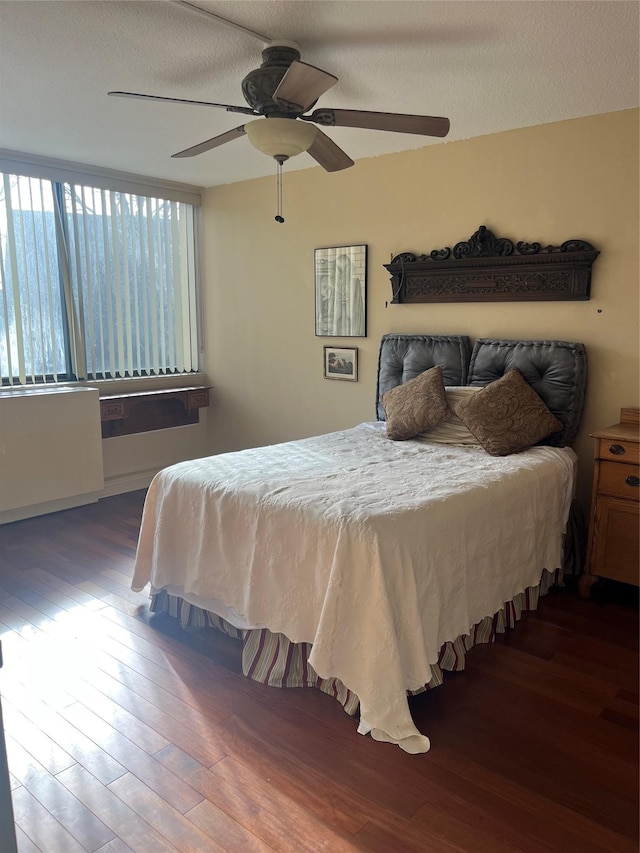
[323,346,358,381]
[315,244,367,337]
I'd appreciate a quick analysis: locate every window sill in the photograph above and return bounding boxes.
[86,372,209,395]
[1,373,208,396]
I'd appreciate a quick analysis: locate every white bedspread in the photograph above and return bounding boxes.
[132,422,576,753]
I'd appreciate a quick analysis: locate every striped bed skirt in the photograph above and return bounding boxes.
[149,567,561,718]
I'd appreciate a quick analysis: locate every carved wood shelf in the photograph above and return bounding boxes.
[384,225,599,304]
[100,385,210,439]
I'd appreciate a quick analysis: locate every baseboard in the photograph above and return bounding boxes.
[100,469,159,498]
[0,492,102,525]
[0,470,159,524]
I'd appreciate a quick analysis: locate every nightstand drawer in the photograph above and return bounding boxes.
[596,437,639,464]
[598,461,640,501]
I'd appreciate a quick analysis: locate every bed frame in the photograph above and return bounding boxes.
[147,334,587,748]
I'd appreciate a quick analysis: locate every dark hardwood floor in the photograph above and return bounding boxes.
[0,491,637,852]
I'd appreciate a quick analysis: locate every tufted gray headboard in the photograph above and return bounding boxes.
[467,339,587,446]
[376,334,587,446]
[375,334,471,421]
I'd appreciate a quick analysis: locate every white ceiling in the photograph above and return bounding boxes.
[0,0,638,189]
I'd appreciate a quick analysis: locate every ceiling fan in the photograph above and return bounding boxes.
[108,0,450,174]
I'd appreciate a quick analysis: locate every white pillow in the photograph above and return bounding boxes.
[417,387,482,446]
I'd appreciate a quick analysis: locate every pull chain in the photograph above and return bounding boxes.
[275,155,286,223]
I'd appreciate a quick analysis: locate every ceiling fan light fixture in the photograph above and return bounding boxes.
[245,118,317,159]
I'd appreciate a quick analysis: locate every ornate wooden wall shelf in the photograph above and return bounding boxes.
[100,385,210,439]
[384,225,599,304]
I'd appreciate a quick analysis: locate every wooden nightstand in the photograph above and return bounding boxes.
[580,407,640,598]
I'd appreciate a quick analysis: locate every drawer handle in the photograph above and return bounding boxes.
[609,444,626,455]
[625,475,640,487]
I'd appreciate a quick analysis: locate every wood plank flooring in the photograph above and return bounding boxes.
[0,491,637,852]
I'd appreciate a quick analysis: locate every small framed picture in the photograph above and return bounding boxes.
[323,346,358,381]
[315,244,367,337]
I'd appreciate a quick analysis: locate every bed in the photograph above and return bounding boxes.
[132,335,587,753]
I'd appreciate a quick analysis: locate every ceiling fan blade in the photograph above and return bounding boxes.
[172,0,271,44]
[307,129,354,172]
[172,126,247,158]
[108,91,257,116]
[307,108,450,138]
[273,61,338,112]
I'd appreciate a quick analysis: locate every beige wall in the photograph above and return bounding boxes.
[202,109,639,512]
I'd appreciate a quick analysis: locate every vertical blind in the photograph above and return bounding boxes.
[0,173,199,385]
[0,174,66,383]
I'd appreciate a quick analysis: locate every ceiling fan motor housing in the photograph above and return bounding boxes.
[242,43,307,117]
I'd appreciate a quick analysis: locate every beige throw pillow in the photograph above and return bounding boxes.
[453,368,563,456]
[382,365,450,440]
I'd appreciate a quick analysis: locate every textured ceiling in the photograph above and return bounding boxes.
[0,0,638,188]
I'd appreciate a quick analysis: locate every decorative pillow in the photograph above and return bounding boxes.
[453,368,563,456]
[418,387,482,445]
[382,365,450,440]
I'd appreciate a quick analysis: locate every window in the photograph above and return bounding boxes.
[0,169,199,385]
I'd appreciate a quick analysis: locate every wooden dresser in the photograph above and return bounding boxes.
[580,407,640,598]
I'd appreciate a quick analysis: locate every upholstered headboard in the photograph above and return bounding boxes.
[376,334,587,446]
[467,339,587,446]
[375,334,471,421]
